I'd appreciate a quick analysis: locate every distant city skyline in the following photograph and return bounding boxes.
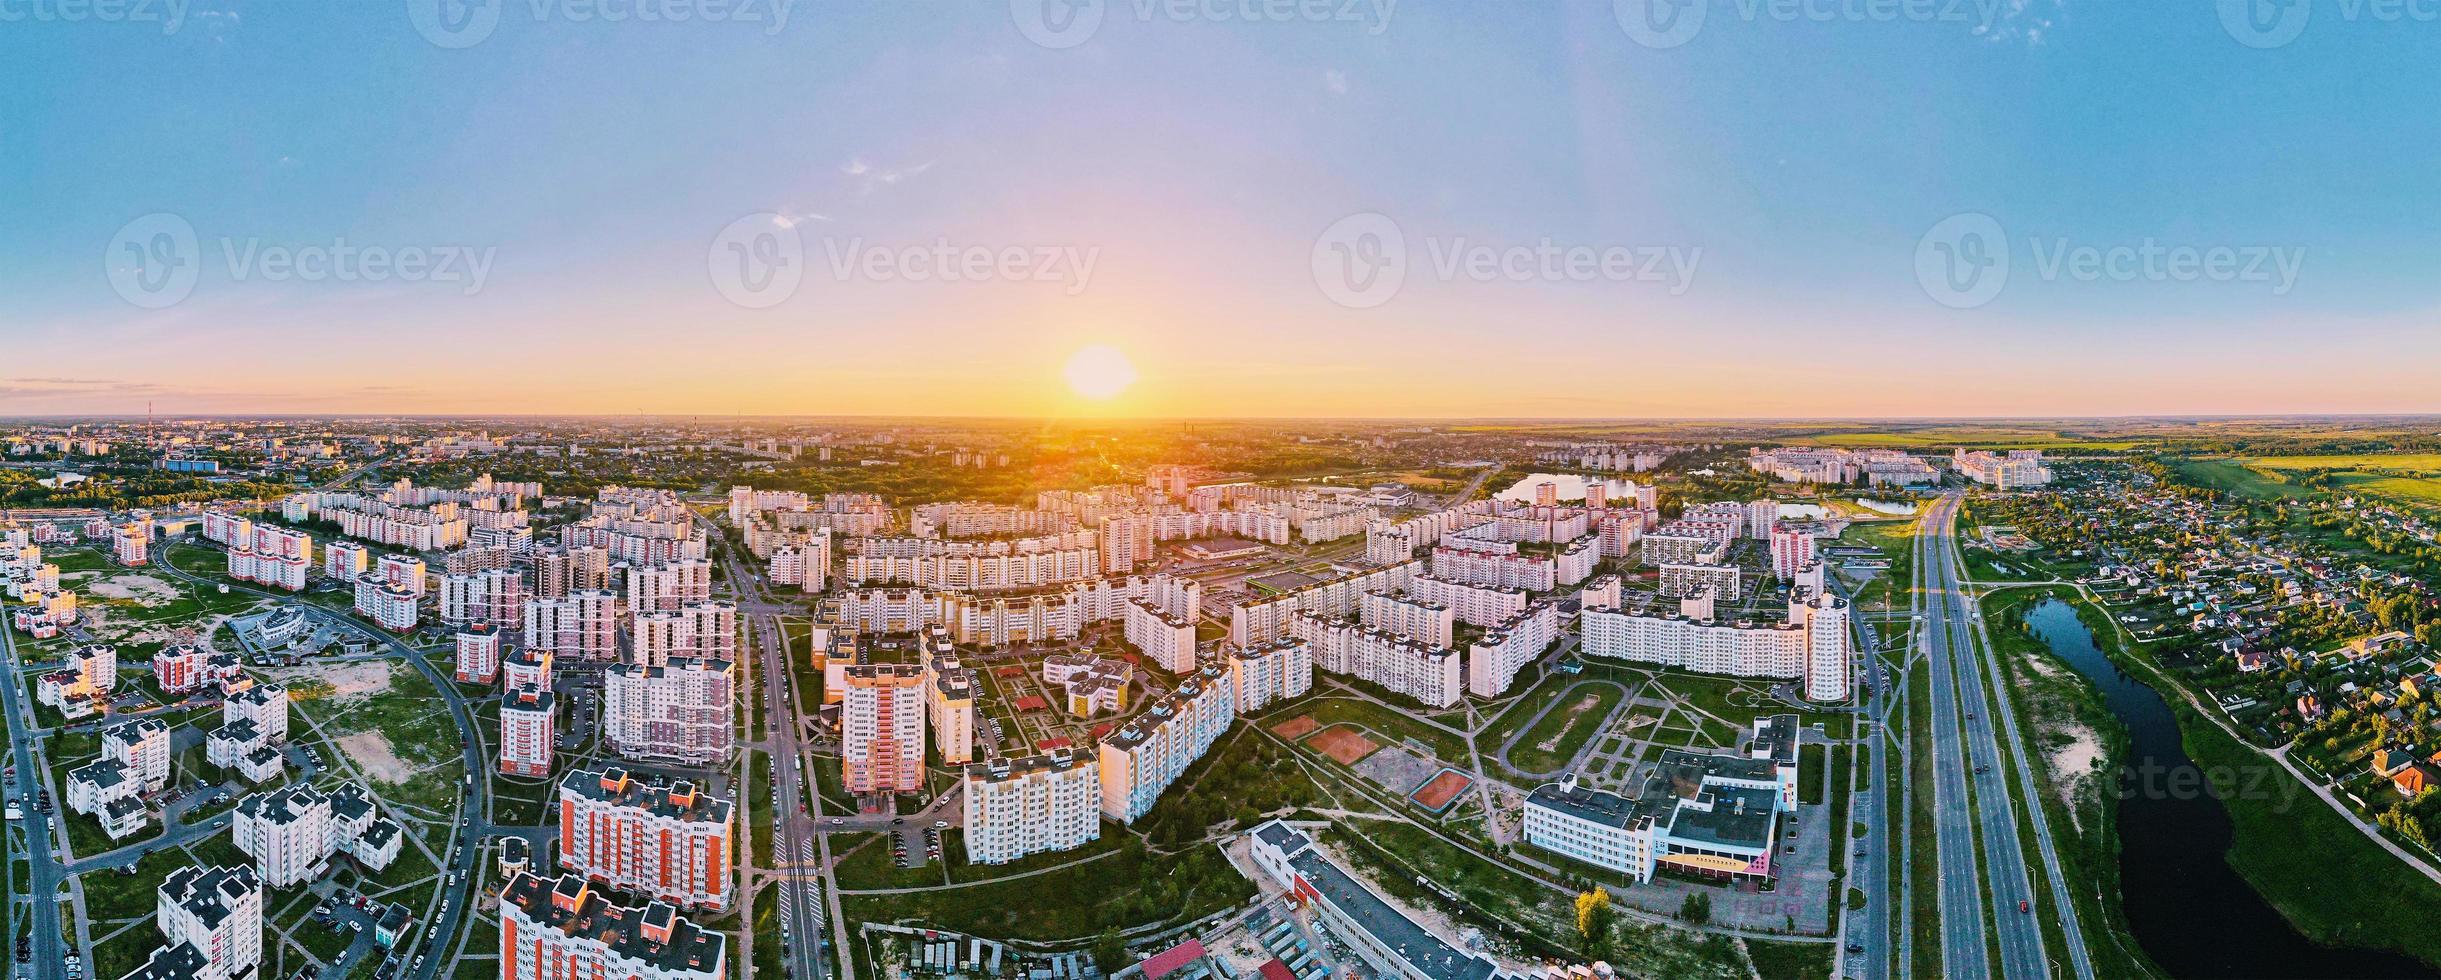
[11,2,2441,416]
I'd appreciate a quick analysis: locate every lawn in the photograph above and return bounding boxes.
[1504,681,1624,774]
[2171,459,2308,501]
[842,835,1247,943]
[1270,695,1468,763]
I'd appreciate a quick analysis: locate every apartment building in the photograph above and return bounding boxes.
[1580,590,1851,702]
[498,872,727,980]
[962,750,1100,865]
[1465,600,1562,699]
[530,544,613,599]
[225,522,312,592]
[324,540,371,581]
[1291,613,1464,708]
[1769,526,1815,581]
[232,783,403,888]
[603,658,736,764]
[1124,599,1199,673]
[504,648,554,694]
[558,767,735,911]
[105,716,172,791]
[352,574,420,633]
[66,757,149,840]
[131,865,262,980]
[926,653,978,766]
[627,559,713,614]
[840,663,926,795]
[501,686,557,777]
[1407,574,1527,628]
[1225,638,1314,714]
[1097,664,1235,823]
[1228,559,1422,647]
[207,683,290,784]
[37,643,116,720]
[456,624,504,683]
[440,567,527,629]
[629,601,737,668]
[525,590,619,660]
[1357,590,1455,649]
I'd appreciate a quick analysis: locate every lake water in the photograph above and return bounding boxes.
[1855,498,1917,515]
[2021,598,2435,978]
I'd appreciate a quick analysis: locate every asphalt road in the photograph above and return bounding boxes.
[1,606,69,979]
[1921,495,2049,980]
[708,522,837,980]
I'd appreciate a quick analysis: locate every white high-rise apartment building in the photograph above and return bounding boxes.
[1581,590,1851,702]
[1465,601,1562,699]
[456,623,504,683]
[1770,526,1815,581]
[1097,664,1235,823]
[525,590,618,660]
[627,559,712,614]
[557,767,735,911]
[324,540,371,581]
[501,686,556,777]
[603,657,736,764]
[630,601,737,668]
[1291,613,1465,708]
[1226,639,1313,713]
[962,750,1100,865]
[1123,599,1198,673]
[138,864,263,980]
[226,523,312,592]
[439,567,527,629]
[104,716,172,791]
[353,574,420,632]
[1357,590,1456,649]
[232,783,332,888]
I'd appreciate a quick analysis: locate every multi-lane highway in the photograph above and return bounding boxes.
[1918,494,2087,980]
[709,522,839,980]
[1,598,70,978]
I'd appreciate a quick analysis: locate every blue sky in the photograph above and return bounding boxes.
[4,0,2437,416]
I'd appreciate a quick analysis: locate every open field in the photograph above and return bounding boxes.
[1797,429,2144,450]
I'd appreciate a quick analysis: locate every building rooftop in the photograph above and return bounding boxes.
[502,872,725,979]
[560,766,735,824]
[1267,824,1498,980]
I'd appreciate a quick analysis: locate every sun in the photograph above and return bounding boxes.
[1062,344,1138,401]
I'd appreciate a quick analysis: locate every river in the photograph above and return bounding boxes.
[2022,598,2436,978]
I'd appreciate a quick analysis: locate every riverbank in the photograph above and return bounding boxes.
[1979,586,2163,980]
[2038,586,2441,973]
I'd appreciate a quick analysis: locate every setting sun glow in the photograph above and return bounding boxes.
[1062,345,1138,401]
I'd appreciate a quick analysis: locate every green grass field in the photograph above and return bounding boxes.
[2170,459,2307,501]
[1795,429,2141,450]
[1505,681,1624,774]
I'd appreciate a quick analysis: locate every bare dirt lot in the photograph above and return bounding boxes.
[336,731,416,784]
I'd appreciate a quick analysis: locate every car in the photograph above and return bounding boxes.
[1845,943,1865,954]
[2019,900,2031,913]
[891,817,904,825]
[934,819,949,828]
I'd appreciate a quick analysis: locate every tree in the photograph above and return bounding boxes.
[1090,927,1131,972]
[1573,887,1615,954]
[1680,891,1713,925]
